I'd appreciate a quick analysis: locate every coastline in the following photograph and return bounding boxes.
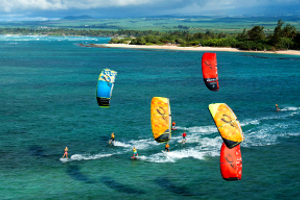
[98,44,300,56]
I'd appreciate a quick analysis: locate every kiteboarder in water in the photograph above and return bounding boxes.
[109,132,115,144]
[181,132,187,144]
[275,104,280,111]
[165,143,170,152]
[63,147,68,158]
[132,147,138,158]
[172,121,176,130]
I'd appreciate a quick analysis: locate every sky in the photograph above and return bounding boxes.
[0,0,300,21]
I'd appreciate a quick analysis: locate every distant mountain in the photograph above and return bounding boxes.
[62,15,93,20]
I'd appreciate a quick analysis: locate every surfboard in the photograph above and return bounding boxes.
[131,156,137,160]
[161,150,168,153]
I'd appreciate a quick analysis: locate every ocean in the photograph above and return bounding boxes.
[0,35,299,200]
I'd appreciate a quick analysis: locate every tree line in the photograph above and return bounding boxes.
[110,20,300,51]
[1,19,299,50]
[0,28,160,37]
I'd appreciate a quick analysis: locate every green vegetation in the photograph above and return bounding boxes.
[0,27,164,37]
[0,28,116,37]
[0,17,299,51]
[110,19,300,51]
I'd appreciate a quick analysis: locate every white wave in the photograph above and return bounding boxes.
[110,138,161,150]
[173,126,187,130]
[60,119,298,164]
[59,153,113,162]
[240,119,260,126]
[112,141,132,148]
[170,125,218,144]
[138,144,220,163]
[242,121,300,147]
[278,132,300,138]
[137,135,222,163]
[186,125,217,135]
[240,109,299,128]
[59,158,71,163]
[130,139,161,150]
[280,107,300,111]
[0,35,107,42]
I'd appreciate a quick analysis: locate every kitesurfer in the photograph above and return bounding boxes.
[109,132,115,144]
[165,143,170,152]
[275,104,280,112]
[63,147,68,158]
[132,147,138,158]
[172,121,176,130]
[181,132,187,144]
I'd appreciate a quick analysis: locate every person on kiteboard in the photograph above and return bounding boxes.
[63,147,68,158]
[275,104,280,112]
[181,132,187,144]
[109,132,115,144]
[165,143,170,152]
[132,147,138,158]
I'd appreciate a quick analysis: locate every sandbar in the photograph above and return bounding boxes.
[98,44,300,56]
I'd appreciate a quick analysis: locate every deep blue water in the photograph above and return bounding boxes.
[0,35,300,200]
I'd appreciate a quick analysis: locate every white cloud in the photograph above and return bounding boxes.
[0,0,299,19]
[0,0,159,12]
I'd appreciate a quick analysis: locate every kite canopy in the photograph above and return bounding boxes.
[150,97,171,143]
[209,103,244,148]
[96,68,117,108]
[220,143,242,181]
[202,53,219,91]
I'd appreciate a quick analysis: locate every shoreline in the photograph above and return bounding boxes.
[98,44,300,56]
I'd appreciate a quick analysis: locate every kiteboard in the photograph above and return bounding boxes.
[60,158,70,163]
[108,141,114,146]
[131,156,138,160]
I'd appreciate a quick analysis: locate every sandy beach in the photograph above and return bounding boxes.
[99,44,300,56]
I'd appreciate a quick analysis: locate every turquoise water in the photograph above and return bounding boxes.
[0,35,300,200]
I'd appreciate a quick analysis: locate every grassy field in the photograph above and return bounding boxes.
[0,16,299,34]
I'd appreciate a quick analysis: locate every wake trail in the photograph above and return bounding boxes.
[60,108,299,163]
